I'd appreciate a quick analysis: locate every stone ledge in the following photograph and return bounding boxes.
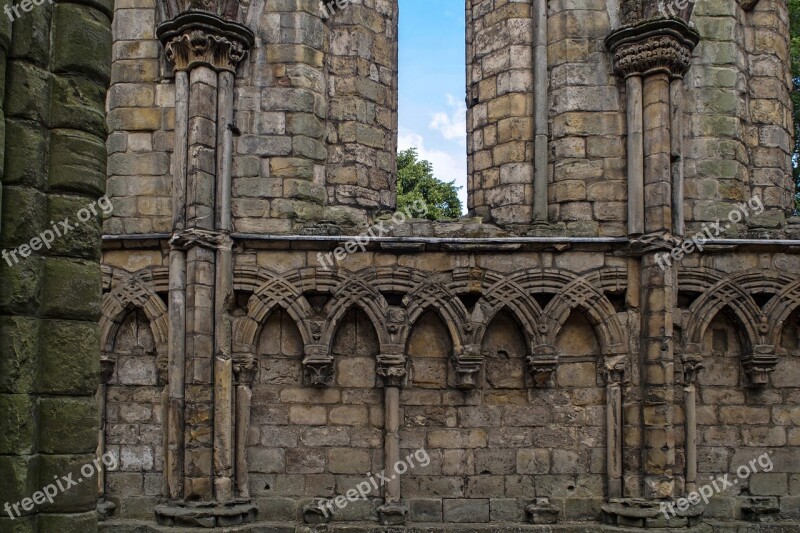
[98,518,800,533]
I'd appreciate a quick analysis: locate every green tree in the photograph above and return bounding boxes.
[396,148,463,219]
[791,0,800,212]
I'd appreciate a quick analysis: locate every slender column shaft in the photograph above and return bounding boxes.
[532,0,549,223]
[384,386,401,503]
[235,383,252,498]
[213,69,236,502]
[670,79,685,236]
[97,382,108,496]
[684,382,697,493]
[626,75,644,236]
[173,71,189,231]
[607,376,623,498]
[167,248,186,499]
[643,73,672,234]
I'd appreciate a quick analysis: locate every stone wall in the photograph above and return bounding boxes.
[0,0,112,529]
[684,0,794,234]
[98,241,800,528]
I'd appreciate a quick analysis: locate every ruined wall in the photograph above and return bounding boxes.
[105,0,398,236]
[0,0,112,529]
[684,0,794,235]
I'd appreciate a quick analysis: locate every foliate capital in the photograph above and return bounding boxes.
[157,12,254,73]
[606,19,699,79]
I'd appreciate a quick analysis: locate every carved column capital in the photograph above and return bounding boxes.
[233,352,257,386]
[606,19,699,79]
[682,353,704,385]
[302,345,335,388]
[527,344,558,388]
[377,354,407,388]
[742,345,778,387]
[452,344,483,390]
[157,12,254,73]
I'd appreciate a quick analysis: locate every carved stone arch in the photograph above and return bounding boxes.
[471,271,543,349]
[402,276,470,352]
[681,275,765,352]
[764,279,800,349]
[498,268,627,357]
[233,268,316,355]
[318,270,392,350]
[100,268,170,381]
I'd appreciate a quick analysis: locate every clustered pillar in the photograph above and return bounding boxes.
[605,15,700,524]
[155,12,255,527]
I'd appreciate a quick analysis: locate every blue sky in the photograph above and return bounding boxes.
[398,0,467,212]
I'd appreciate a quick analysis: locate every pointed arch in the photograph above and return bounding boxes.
[233,268,316,355]
[100,268,169,358]
[679,268,772,351]
[318,271,392,351]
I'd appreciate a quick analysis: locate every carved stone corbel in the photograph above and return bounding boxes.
[527,344,558,387]
[100,353,117,385]
[302,345,335,387]
[232,352,257,387]
[452,344,482,389]
[742,345,777,387]
[377,354,407,387]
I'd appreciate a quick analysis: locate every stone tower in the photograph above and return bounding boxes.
[1,0,800,531]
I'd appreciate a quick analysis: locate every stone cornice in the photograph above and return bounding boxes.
[605,19,700,79]
[157,11,254,73]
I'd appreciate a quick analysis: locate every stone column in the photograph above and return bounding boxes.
[605,361,625,499]
[97,356,117,519]
[377,354,409,525]
[606,18,699,503]
[681,353,703,494]
[156,12,254,526]
[532,0,549,224]
[233,353,257,499]
[626,75,644,236]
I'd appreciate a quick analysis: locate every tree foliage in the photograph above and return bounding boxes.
[397,148,463,220]
[791,0,800,212]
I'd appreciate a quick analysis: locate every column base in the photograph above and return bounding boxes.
[154,501,257,528]
[602,498,705,530]
[377,502,408,525]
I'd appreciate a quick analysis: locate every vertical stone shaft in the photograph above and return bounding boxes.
[684,380,697,493]
[187,66,218,231]
[235,382,253,498]
[167,70,189,500]
[185,244,217,500]
[183,65,219,501]
[626,76,644,236]
[532,0,549,223]
[670,79,684,237]
[643,74,672,234]
[640,254,675,498]
[606,370,623,498]
[213,69,235,502]
[384,386,401,503]
[167,247,187,499]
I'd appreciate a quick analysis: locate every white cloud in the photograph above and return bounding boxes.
[429,94,466,145]
[398,128,468,212]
